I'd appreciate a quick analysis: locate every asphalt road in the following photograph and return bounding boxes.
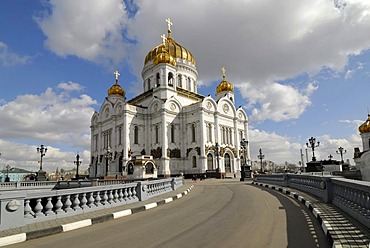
[9,179,329,248]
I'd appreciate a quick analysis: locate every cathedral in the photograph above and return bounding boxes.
[354,114,370,181]
[89,19,250,178]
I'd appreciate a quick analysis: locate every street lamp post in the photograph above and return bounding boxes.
[258,148,265,173]
[336,147,346,164]
[74,153,82,180]
[4,165,11,182]
[104,147,113,177]
[36,145,47,171]
[240,138,248,181]
[215,142,220,177]
[306,137,320,161]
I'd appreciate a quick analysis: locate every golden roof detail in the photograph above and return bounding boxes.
[144,18,196,66]
[108,70,125,97]
[216,67,234,93]
[359,114,370,134]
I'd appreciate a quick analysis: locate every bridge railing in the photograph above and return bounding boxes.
[0,181,58,191]
[0,177,183,231]
[254,174,370,229]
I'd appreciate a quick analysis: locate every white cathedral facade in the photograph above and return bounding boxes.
[354,114,370,181]
[89,19,250,178]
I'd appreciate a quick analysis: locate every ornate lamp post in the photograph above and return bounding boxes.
[36,145,47,171]
[240,138,248,181]
[258,148,265,173]
[215,142,220,175]
[74,153,82,180]
[306,137,320,161]
[104,147,113,177]
[4,165,11,182]
[336,147,346,164]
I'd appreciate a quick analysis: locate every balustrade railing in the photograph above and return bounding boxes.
[254,174,370,229]
[0,177,183,231]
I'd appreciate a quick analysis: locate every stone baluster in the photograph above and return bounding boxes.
[95,191,102,206]
[132,186,137,199]
[64,195,73,212]
[24,199,34,219]
[108,190,114,204]
[113,189,119,202]
[80,193,88,209]
[34,198,44,217]
[102,191,108,205]
[123,188,128,201]
[55,196,64,214]
[44,197,54,216]
[72,194,81,211]
[118,189,124,202]
[87,192,95,208]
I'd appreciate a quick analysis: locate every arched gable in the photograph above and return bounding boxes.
[148,98,164,114]
[165,97,182,114]
[217,97,236,117]
[202,96,217,112]
[236,108,248,122]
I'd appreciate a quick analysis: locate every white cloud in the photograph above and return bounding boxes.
[35,0,130,68]
[0,42,32,66]
[57,82,85,92]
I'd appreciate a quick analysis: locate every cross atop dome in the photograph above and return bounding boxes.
[161,34,167,45]
[166,18,173,37]
[221,67,226,79]
[114,70,120,82]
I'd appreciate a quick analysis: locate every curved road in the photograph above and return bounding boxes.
[10,179,329,248]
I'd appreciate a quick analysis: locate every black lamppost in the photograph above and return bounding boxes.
[36,145,47,171]
[240,138,248,181]
[336,147,346,164]
[104,147,112,177]
[258,148,265,173]
[306,137,320,161]
[74,153,82,180]
[4,165,11,182]
[215,142,220,174]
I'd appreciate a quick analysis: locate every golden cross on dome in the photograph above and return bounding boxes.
[114,70,120,81]
[161,34,167,45]
[165,18,173,31]
[221,67,226,78]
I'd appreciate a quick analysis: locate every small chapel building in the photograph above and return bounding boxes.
[89,19,250,179]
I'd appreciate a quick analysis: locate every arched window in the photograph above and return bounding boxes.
[192,156,197,168]
[156,73,160,87]
[171,124,175,143]
[188,77,191,91]
[207,153,214,170]
[192,123,196,142]
[178,75,182,88]
[118,156,123,173]
[168,72,174,86]
[145,162,155,174]
[225,153,231,173]
[207,124,212,142]
[134,126,139,144]
[127,163,134,175]
[118,127,122,145]
[148,79,151,90]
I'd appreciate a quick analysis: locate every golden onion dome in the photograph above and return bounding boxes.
[359,115,370,134]
[216,67,234,93]
[144,30,196,66]
[153,44,176,66]
[108,70,125,97]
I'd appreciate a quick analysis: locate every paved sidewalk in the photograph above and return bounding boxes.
[253,181,370,248]
[0,181,194,247]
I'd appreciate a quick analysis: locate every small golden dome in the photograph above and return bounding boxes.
[144,31,196,66]
[216,67,234,93]
[153,44,176,66]
[108,82,125,97]
[359,115,370,134]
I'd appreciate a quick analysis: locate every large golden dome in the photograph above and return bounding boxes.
[153,43,176,66]
[216,67,234,93]
[144,30,196,66]
[359,115,370,134]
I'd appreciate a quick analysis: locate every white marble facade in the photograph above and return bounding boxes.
[354,115,370,181]
[89,20,250,178]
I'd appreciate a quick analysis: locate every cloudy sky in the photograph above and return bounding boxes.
[0,0,369,172]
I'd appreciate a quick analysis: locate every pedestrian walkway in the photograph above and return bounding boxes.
[0,181,194,247]
[253,181,370,248]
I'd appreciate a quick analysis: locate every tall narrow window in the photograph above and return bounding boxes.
[148,79,151,90]
[207,154,214,170]
[171,124,175,143]
[207,124,212,142]
[229,128,233,145]
[156,73,160,87]
[188,77,191,91]
[225,153,231,173]
[192,123,196,142]
[95,135,98,151]
[155,125,159,144]
[178,75,182,88]
[192,156,197,168]
[134,126,139,144]
[118,127,122,145]
[168,72,173,86]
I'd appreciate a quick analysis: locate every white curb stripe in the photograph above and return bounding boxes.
[321,220,332,235]
[183,191,188,195]
[0,233,26,247]
[305,201,311,208]
[313,208,320,218]
[165,197,173,203]
[113,209,132,219]
[298,196,304,202]
[145,202,157,210]
[177,193,183,199]
[62,219,92,232]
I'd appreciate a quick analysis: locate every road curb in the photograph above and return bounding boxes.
[0,185,194,247]
[252,182,337,247]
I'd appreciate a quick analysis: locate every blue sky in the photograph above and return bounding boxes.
[0,0,369,172]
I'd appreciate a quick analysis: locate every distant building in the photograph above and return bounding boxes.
[89,19,250,179]
[354,114,370,181]
[0,167,34,182]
